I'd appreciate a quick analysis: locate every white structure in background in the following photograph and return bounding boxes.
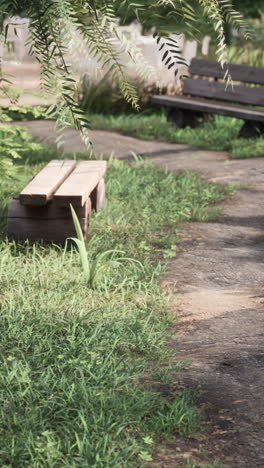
[2,16,30,64]
[201,35,211,56]
[69,26,211,91]
[183,40,198,64]
[118,21,142,40]
[1,18,211,90]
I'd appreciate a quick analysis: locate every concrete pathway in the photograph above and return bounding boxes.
[22,120,264,467]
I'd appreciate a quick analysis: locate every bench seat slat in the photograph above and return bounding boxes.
[54,160,107,207]
[20,160,77,206]
[151,95,264,121]
[189,58,264,86]
[184,78,264,107]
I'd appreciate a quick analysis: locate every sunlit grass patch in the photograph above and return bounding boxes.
[88,112,264,159]
[0,144,233,466]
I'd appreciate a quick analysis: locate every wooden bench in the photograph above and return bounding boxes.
[151,58,264,138]
[7,159,107,244]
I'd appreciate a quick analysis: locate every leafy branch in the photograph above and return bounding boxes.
[0,0,250,136]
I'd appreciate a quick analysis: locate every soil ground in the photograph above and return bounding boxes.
[18,120,264,467]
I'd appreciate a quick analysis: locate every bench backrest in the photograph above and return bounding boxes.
[183,58,264,107]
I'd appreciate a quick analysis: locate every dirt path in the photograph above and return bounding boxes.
[156,192,264,467]
[21,121,264,467]
[153,149,264,467]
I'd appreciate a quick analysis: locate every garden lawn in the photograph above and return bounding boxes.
[0,127,233,467]
[88,112,264,159]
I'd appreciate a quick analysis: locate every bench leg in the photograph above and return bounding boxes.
[167,108,205,128]
[90,178,106,212]
[239,120,264,139]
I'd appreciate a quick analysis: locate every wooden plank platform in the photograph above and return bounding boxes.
[20,160,77,206]
[54,160,107,207]
[7,159,107,244]
[151,95,264,122]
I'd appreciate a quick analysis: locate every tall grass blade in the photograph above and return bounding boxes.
[70,203,85,243]
[69,204,90,281]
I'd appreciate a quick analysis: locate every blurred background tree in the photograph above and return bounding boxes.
[221,0,263,45]
[233,0,263,19]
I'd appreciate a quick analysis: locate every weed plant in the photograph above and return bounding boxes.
[0,122,58,180]
[0,135,232,466]
[226,23,264,68]
[78,74,163,115]
[0,104,48,122]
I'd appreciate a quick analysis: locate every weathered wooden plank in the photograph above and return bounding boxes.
[189,58,264,85]
[20,160,77,206]
[183,78,264,106]
[151,95,264,122]
[7,198,91,243]
[7,218,88,243]
[8,197,87,219]
[90,178,106,212]
[80,160,107,175]
[54,161,107,207]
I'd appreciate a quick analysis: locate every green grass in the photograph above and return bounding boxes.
[2,100,264,160]
[0,104,48,122]
[0,241,196,467]
[87,112,264,159]
[0,128,233,467]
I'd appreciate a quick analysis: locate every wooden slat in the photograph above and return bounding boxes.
[189,58,264,85]
[8,197,87,219]
[151,95,264,122]
[183,78,264,106]
[7,218,88,243]
[20,160,77,206]
[7,198,91,243]
[54,161,107,207]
